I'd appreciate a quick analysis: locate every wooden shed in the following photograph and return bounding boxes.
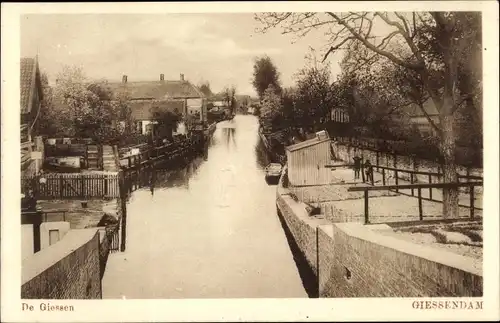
[286,135,332,186]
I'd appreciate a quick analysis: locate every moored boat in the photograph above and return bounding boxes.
[264,163,283,185]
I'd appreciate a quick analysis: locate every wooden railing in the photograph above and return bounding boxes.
[325,163,483,209]
[347,182,483,225]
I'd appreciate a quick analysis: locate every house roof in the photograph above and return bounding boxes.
[130,100,184,120]
[108,80,205,100]
[286,137,331,152]
[20,57,40,114]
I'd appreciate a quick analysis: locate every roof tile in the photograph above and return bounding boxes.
[20,58,35,114]
[108,80,204,100]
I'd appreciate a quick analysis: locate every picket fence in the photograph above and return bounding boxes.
[21,173,120,199]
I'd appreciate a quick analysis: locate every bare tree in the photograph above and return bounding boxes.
[255,12,482,218]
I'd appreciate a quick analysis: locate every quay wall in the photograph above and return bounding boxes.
[22,229,102,299]
[276,173,483,297]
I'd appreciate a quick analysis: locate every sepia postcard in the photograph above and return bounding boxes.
[1,1,499,322]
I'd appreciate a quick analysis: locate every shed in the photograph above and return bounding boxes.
[286,136,333,186]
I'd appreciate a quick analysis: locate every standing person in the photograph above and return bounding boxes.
[365,159,373,183]
[352,155,362,180]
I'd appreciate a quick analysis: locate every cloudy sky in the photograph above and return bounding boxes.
[21,13,344,96]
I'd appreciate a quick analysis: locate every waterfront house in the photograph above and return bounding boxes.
[285,132,333,186]
[109,73,207,134]
[20,57,44,177]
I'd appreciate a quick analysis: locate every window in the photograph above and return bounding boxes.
[49,230,60,246]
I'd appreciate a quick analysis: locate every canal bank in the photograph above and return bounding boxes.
[102,115,307,298]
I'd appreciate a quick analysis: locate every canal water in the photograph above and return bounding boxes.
[102,115,308,298]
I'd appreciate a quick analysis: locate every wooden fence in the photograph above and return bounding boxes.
[22,173,120,200]
[348,181,484,224]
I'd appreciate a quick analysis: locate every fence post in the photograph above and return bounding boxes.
[382,168,386,186]
[104,175,108,198]
[395,170,399,193]
[376,151,379,172]
[410,173,414,196]
[81,175,85,198]
[428,174,433,200]
[60,176,64,198]
[418,187,423,221]
[470,185,475,219]
[364,190,369,224]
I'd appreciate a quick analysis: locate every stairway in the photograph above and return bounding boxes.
[87,145,100,170]
[102,145,118,172]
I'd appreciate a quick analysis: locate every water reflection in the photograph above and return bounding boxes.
[103,115,307,298]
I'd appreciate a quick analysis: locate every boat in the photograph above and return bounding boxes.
[264,163,283,185]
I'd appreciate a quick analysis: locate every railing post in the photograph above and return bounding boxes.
[428,174,433,200]
[364,190,369,224]
[470,185,475,219]
[395,170,399,193]
[418,187,423,221]
[410,173,414,196]
[60,176,64,198]
[361,162,365,183]
[382,168,386,186]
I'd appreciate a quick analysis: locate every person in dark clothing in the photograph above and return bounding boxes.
[365,159,373,183]
[352,156,362,179]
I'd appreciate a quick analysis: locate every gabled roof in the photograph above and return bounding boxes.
[286,137,331,152]
[20,57,42,114]
[130,100,184,120]
[108,80,205,100]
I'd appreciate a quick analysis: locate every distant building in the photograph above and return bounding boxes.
[330,107,350,123]
[20,57,44,176]
[109,73,207,134]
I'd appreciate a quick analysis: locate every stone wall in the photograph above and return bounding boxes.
[317,223,482,297]
[22,229,102,299]
[276,176,483,297]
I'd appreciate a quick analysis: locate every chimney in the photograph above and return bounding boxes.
[180,73,184,81]
[122,75,128,83]
[160,74,164,81]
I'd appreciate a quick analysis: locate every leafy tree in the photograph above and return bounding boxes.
[293,54,334,130]
[222,85,237,114]
[252,55,282,100]
[151,107,181,141]
[260,84,283,129]
[198,81,213,97]
[52,66,121,143]
[255,11,483,218]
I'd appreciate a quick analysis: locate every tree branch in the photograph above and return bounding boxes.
[325,12,422,70]
[417,100,442,135]
[322,37,355,62]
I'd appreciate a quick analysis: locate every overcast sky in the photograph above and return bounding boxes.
[21,13,345,96]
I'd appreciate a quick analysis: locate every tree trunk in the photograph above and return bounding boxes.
[440,113,459,218]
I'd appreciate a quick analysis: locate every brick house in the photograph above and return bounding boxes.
[109,73,207,134]
[20,57,44,176]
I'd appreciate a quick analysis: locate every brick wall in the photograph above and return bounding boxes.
[317,223,482,297]
[22,229,102,299]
